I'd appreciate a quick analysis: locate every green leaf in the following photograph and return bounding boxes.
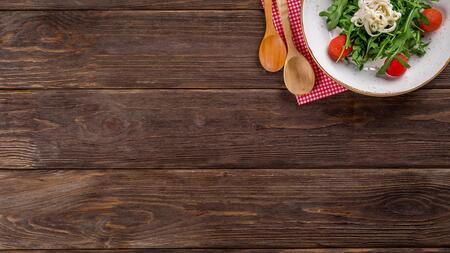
[395,55,411,68]
[377,58,393,76]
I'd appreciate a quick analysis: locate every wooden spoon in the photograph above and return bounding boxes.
[259,0,287,72]
[277,0,315,95]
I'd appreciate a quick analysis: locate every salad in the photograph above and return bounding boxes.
[319,0,444,77]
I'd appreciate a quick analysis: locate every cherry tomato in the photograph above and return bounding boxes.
[328,35,352,62]
[420,8,443,32]
[386,54,409,77]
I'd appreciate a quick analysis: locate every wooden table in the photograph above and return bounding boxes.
[1,1,449,252]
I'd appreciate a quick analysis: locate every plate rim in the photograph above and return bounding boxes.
[301,0,450,97]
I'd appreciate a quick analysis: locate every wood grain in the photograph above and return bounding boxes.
[0,11,447,89]
[0,169,449,249]
[0,1,261,10]
[4,250,450,253]
[1,89,450,169]
[0,10,278,89]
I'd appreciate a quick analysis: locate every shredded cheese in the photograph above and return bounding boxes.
[351,0,402,36]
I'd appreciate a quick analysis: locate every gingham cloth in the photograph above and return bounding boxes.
[262,0,347,105]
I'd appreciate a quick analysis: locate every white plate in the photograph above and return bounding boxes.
[302,0,450,96]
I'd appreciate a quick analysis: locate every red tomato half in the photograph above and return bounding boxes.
[420,8,443,32]
[386,54,409,77]
[328,35,352,62]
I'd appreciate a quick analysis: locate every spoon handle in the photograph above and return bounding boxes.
[277,0,296,53]
[263,0,276,35]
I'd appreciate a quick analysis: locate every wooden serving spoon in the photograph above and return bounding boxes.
[259,0,287,72]
[277,0,315,95]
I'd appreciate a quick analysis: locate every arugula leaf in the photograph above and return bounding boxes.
[395,55,411,68]
[320,0,349,30]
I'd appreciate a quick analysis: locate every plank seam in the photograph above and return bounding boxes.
[1,247,449,251]
[0,9,263,12]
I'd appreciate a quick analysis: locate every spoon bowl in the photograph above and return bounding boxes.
[284,55,315,95]
[259,35,288,73]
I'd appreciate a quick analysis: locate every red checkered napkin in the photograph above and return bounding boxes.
[262,0,347,105]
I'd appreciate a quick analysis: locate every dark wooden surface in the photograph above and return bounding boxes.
[3,250,450,253]
[0,0,449,252]
[2,90,450,169]
[0,1,261,10]
[1,169,449,248]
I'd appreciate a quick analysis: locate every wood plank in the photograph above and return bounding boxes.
[0,1,261,10]
[0,10,279,89]
[0,11,447,89]
[4,250,450,253]
[1,89,450,169]
[0,169,449,249]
